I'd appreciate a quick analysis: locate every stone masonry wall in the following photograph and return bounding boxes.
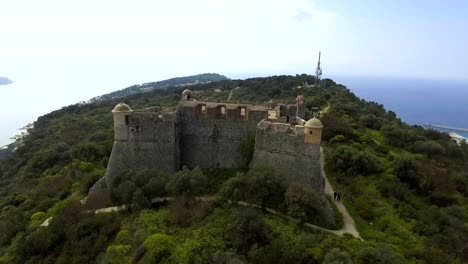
[178,105,263,168]
[251,120,324,193]
[103,111,179,187]
[250,120,334,225]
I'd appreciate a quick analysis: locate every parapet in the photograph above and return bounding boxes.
[178,100,268,121]
[257,120,305,138]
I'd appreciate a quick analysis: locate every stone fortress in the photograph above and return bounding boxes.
[91,88,329,216]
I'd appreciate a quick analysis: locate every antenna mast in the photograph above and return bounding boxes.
[315,51,322,85]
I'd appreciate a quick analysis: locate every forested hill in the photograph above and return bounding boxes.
[0,77,13,86]
[91,73,228,102]
[0,74,467,263]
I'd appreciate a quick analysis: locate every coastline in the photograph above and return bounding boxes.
[422,124,468,145]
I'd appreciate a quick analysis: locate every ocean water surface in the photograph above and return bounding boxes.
[331,76,468,138]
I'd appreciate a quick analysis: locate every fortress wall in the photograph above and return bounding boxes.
[251,122,324,193]
[251,122,334,226]
[177,104,266,168]
[180,119,258,168]
[104,113,180,186]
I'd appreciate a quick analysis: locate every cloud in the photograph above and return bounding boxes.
[0,77,13,86]
[295,8,312,21]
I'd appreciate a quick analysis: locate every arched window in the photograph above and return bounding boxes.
[240,108,246,116]
[201,105,207,114]
[221,106,226,115]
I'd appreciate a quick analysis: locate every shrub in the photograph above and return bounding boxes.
[131,189,152,211]
[321,114,356,141]
[166,166,207,196]
[329,135,345,144]
[142,233,175,263]
[227,208,271,253]
[358,243,402,264]
[328,145,382,176]
[393,155,419,189]
[323,248,352,264]
[30,211,46,221]
[219,166,285,209]
[114,229,133,245]
[411,141,445,158]
[106,244,132,264]
[359,114,383,130]
[377,181,410,201]
[284,184,327,226]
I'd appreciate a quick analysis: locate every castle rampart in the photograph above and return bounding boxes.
[92,91,325,200]
[251,120,324,192]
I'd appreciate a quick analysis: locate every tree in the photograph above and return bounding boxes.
[142,233,175,263]
[411,141,445,158]
[359,113,383,129]
[394,155,419,189]
[71,142,103,162]
[132,189,152,211]
[219,167,285,209]
[358,243,401,264]
[219,173,247,203]
[284,184,324,225]
[227,208,271,254]
[244,167,285,209]
[323,248,352,264]
[328,145,382,176]
[143,173,170,199]
[166,166,207,196]
[114,181,137,205]
[321,114,355,141]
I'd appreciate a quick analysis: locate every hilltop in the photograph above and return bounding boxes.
[0,77,13,86]
[0,75,467,263]
[91,73,228,102]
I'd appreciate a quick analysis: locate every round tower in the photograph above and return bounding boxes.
[112,102,132,141]
[182,89,192,101]
[304,117,323,144]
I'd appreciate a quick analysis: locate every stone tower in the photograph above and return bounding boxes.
[112,102,132,141]
[304,117,323,144]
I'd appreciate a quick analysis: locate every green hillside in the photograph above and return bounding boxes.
[91,73,228,102]
[0,75,467,263]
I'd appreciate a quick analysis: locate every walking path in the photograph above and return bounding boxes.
[320,147,362,239]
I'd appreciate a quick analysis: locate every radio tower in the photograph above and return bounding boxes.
[315,51,322,85]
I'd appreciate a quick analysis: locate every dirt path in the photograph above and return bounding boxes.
[321,148,362,240]
[320,102,331,115]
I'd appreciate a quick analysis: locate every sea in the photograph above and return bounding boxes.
[331,76,468,139]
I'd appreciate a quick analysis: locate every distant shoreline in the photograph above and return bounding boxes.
[424,123,468,134]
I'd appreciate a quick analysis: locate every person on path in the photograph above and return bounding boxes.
[333,192,337,201]
[337,193,341,202]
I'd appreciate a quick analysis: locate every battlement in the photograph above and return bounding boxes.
[178,101,268,122]
[257,120,306,138]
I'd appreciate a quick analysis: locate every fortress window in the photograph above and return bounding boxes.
[309,131,313,135]
[125,115,129,125]
[201,105,207,114]
[221,106,226,115]
[240,108,246,116]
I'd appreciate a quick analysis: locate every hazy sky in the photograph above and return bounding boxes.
[1,0,468,145]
